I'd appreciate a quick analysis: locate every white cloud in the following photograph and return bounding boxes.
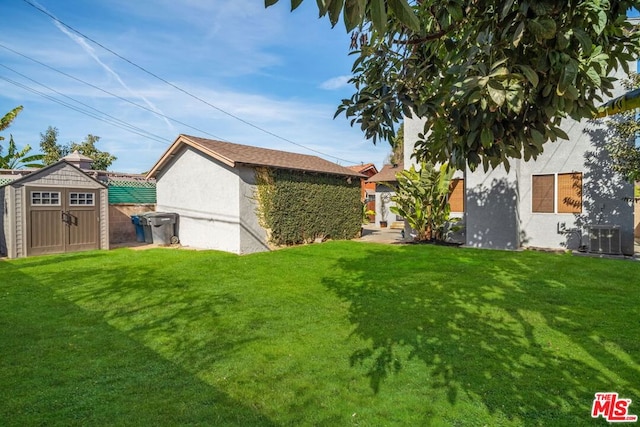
[320,75,351,90]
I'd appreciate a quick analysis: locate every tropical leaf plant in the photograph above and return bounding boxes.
[390,161,454,241]
[0,135,44,169]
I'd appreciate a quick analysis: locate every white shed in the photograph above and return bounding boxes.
[0,160,109,258]
[146,134,364,254]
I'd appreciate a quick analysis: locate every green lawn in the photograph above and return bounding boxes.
[1,242,638,426]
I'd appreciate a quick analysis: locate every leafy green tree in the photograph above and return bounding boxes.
[390,161,454,241]
[268,0,640,171]
[606,73,640,183]
[68,134,116,171]
[39,128,116,170]
[39,126,68,166]
[387,121,404,165]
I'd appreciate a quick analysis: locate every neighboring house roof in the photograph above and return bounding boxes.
[347,163,378,176]
[367,162,404,183]
[0,160,107,188]
[146,134,366,179]
[0,163,156,205]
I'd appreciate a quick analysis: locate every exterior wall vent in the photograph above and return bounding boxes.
[587,225,621,255]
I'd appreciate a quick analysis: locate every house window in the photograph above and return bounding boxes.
[31,191,61,206]
[69,192,95,206]
[449,178,464,213]
[557,173,582,213]
[532,175,554,213]
[532,173,582,213]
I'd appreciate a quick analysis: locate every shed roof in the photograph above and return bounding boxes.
[146,134,365,179]
[367,162,404,183]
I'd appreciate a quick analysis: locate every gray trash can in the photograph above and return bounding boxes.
[142,212,179,245]
[138,215,154,243]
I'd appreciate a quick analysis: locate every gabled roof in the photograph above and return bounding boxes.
[367,161,404,183]
[347,163,378,176]
[146,134,365,178]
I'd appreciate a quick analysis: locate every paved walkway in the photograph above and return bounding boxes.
[357,226,640,256]
[357,224,406,244]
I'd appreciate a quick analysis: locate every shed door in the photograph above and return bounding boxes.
[27,187,100,256]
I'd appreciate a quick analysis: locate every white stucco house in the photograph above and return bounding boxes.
[146,134,364,254]
[366,162,403,228]
[403,68,636,255]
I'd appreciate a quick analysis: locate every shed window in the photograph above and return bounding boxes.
[448,178,464,213]
[31,191,61,206]
[69,192,94,206]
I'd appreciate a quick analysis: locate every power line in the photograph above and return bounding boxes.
[21,0,360,165]
[0,63,171,145]
[0,75,171,144]
[0,43,227,142]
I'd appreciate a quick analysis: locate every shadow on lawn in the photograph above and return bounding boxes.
[322,245,640,425]
[0,253,276,426]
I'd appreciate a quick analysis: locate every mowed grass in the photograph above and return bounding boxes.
[1,242,639,426]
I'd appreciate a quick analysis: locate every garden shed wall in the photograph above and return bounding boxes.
[0,161,109,258]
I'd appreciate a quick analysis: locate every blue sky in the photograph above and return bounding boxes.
[0,0,392,172]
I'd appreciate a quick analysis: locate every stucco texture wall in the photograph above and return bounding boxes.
[156,146,242,253]
[403,104,635,253]
[518,118,634,254]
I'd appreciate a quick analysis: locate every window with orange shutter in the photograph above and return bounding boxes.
[532,175,554,213]
[448,178,464,212]
[557,173,582,213]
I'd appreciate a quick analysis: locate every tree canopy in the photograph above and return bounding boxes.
[39,127,117,171]
[267,0,640,171]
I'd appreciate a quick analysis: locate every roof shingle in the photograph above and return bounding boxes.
[367,162,404,183]
[148,135,365,178]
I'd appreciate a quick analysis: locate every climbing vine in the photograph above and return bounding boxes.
[255,167,362,246]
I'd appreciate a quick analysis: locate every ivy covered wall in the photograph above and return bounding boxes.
[256,168,362,246]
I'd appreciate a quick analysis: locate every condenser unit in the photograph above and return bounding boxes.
[586,225,621,255]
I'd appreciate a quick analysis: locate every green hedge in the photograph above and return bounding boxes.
[256,168,362,246]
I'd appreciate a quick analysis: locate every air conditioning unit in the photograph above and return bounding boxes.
[586,225,621,255]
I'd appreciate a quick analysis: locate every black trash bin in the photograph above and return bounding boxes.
[142,212,179,245]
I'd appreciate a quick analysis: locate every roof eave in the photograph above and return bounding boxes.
[235,162,366,178]
[146,134,237,179]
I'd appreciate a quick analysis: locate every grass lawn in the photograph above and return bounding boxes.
[1,242,639,426]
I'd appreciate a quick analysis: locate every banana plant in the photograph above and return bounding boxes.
[0,135,44,169]
[390,161,454,241]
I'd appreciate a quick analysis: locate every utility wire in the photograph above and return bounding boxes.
[21,0,360,165]
[0,75,171,144]
[0,43,227,142]
[0,63,171,144]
